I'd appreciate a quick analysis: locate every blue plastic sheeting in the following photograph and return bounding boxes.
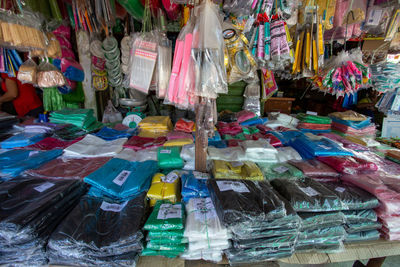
[290,136,353,159]
[94,127,132,141]
[84,158,158,199]
[330,117,372,129]
[208,140,228,148]
[299,129,332,134]
[0,149,33,168]
[240,117,268,126]
[181,171,210,202]
[0,149,63,178]
[1,132,45,149]
[270,131,304,145]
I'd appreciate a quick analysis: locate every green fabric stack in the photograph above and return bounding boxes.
[217,81,246,112]
[157,147,184,169]
[297,113,332,124]
[257,162,304,181]
[50,108,103,132]
[142,201,186,258]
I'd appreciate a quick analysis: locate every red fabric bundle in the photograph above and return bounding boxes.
[317,156,378,174]
[123,136,166,151]
[175,118,195,133]
[23,137,83,151]
[297,122,331,130]
[256,125,275,133]
[236,110,256,123]
[261,133,283,147]
[227,139,243,147]
[217,121,243,135]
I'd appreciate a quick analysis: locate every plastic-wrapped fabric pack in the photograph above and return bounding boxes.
[290,136,353,159]
[276,147,303,162]
[181,171,210,202]
[0,132,45,149]
[47,193,146,267]
[207,146,245,161]
[288,159,340,177]
[295,225,347,253]
[175,119,195,133]
[116,148,158,162]
[299,212,346,231]
[216,121,242,136]
[25,156,110,180]
[257,162,304,181]
[147,172,181,207]
[182,197,230,262]
[297,113,332,124]
[138,116,173,138]
[64,135,127,158]
[163,138,193,147]
[212,160,264,180]
[319,133,369,151]
[94,127,132,141]
[23,136,82,151]
[84,158,157,200]
[49,108,102,131]
[53,124,88,140]
[124,136,166,151]
[157,146,184,169]
[240,139,278,163]
[0,177,86,266]
[345,230,380,243]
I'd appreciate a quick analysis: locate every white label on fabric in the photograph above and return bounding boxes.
[159,149,171,154]
[193,198,217,221]
[193,171,209,180]
[367,9,383,26]
[319,145,331,150]
[335,187,346,193]
[34,182,55,193]
[306,111,318,115]
[113,170,131,186]
[273,166,289,174]
[162,172,179,183]
[244,16,255,33]
[157,204,182,220]
[100,201,128,212]
[299,186,320,197]
[29,151,39,157]
[216,181,250,193]
[231,161,244,168]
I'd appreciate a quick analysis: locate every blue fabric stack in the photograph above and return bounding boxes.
[181,171,210,202]
[1,132,45,149]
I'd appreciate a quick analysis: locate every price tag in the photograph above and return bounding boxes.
[273,166,289,174]
[157,204,182,220]
[193,171,209,180]
[306,111,318,115]
[34,182,55,193]
[162,172,179,183]
[100,201,128,212]
[113,170,131,186]
[216,181,250,193]
[159,149,171,154]
[299,186,320,197]
[193,198,217,221]
[335,187,346,193]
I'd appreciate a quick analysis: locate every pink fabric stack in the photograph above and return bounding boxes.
[331,122,376,137]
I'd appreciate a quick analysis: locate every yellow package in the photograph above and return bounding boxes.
[139,116,173,130]
[147,172,180,207]
[138,129,170,138]
[345,136,367,146]
[212,160,264,181]
[163,138,194,147]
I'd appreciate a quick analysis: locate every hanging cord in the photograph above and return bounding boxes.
[142,0,152,33]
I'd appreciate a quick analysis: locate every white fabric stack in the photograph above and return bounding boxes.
[240,140,278,163]
[276,147,302,163]
[64,135,127,158]
[267,112,299,128]
[207,147,245,161]
[181,144,196,170]
[181,197,230,262]
[115,148,158,162]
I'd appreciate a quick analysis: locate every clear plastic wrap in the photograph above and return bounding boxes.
[37,61,66,88]
[243,98,261,116]
[0,132,45,149]
[288,159,340,177]
[343,209,378,224]
[124,136,166,151]
[116,148,158,162]
[344,230,380,243]
[296,226,347,253]
[258,162,304,180]
[345,221,382,233]
[64,135,127,158]
[157,146,184,169]
[299,212,346,231]
[94,127,131,141]
[212,160,264,180]
[157,33,172,99]
[17,58,37,84]
[181,171,210,202]
[144,201,185,231]
[207,146,244,161]
[102,101,123,124]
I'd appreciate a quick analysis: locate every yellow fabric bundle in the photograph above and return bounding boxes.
[329,111,367,121]
[163,138,194,147]
[138,116,173,138]
[147,172,180,207]
[212,160,264,181]
[345,136,368,146]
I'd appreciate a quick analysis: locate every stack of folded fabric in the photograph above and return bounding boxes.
[1,132,46,149]
[181,197,230,262]
[50,108,102,132]
[84,158,157,200]
[157,146,184,170]
[0,112,18,135]
[0,177,86,265]
[296,113,332,134]
[138,116,173,138]
[175,118,195,133]
[47,193,146,266]
[180,144,196,170]
[124,136,166,151]
[208,179,298,264]
[53,124,87,140]
[23,137,82,151]
[142,201,186,257]
[147,172,180,207]
[257,162,304,181]
[240,139,278,163]
[329,110,376,137]
[288,159,340,180]
[181,171,210,203]
[216,121,242,136]
[212,160,264,180]
[317,156,378,175]
[64,134,127,157]
[23,123,58,134]
[386,150,400,164]
[0,149,63,180]
[319,133,369,151]
[208,146,245,161]
[94,127,132,140]
[267,112,299,129]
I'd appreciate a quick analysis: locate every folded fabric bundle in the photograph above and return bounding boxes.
[208,131,222,142]
[276,147,303,163]
[225,245,294,265]
[123,136,166,151]
[163,138,193,147]
[50,108,102,131]
[330,117,372,130]
[271,178,344,212]
[0,177,86,266]
[47,193,145,266]
[208,140,228,148]
[295,225,347,253]
[257,162,304,180]
[1,132,45,149]
[353,151,400,178]
[227,139,243,147]
[222,133,247,140]
[0,149,34,168]
[299,212,346,231]
[53,124,88,140]
[138,116,173,138]
[212,160,264,180]
[23,123,58,134]
[0,149,63,178]
[317,156,378,175]
[257,133,282,147]
[116,148,158,162]
[167,131,194,141]
[329,110,368,121]
[157,147,184,169]
[343,209,378,224]
[332,122,376,137]
[297,113,332,124]
[386,150,400,163]
[26,157,110,180]
[270,130,303,145]
[345,221,382,233]
[240,139,278,163]
[297,122,331,130]
[23,137,82,151]
[84,158,157,199]
[344,230,380,243]
[239,117,268,126]
[216,121,243,136]
[236,110,256,123]
[147,172,180,207]
[288,159,339,177]
[207,146,244,161]
[208,179,286,226]
[290,136,353,159]
[319,133,369,151]
[181,144,195,162]
[64,134,127,157]
[181,171,210,202]
[268,112,299,127]
[94,127,132,140]
[175,118,195,133]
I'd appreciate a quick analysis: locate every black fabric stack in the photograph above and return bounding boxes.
[0,112,18,142]
[271,178,381,253]
[0,177,86,265]
[208,179,300,265]
[47,193,147,267]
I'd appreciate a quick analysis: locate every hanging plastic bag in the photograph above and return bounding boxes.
[157,32,172,99]
[17,58,37,84]
[102,100,123,123]
[37,61,66,88]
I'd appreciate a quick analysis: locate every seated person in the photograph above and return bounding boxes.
[0,72,43,117]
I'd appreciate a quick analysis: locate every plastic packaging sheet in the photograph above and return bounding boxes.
[216,121,243,136]
[268,113,299,128]
[138,116,173,138]
[296,226,347,253]
[225,245,294,265]
[240,139,278,163]
[84,158,157,200]
[345,221,382,233]
[297,113,332,124]
[0,132,45,149]
[344,230,380,243]
[212,160,264,180]
[299,212,346,231]
[208,179,286,227]
[0,149,63,178]
[167,131,194,141]
[289,136,353,159]
[64,134,127,157]
[319,133,369,151]
[158,146,184,169]
[330,116,372,130]
[180,144,195,162]
[353,151,400,178]
[23,137,81,151]
[144,201,185,231]
[175,119,195,133]
[26,157,111,180]
[288,159,340,177]
[181,171,210,202]
[0,177,85,266]
[276,147,303,163]
[53,124,88,141]
[271,178,344,212]
[207,146,245,161]
[258,162,304,180]
[332,122,376,137]
[94,127,132,141]
[115,148,158,162]
[123,136,166,151]
[47,193,146,266]
[163,138,193,147]
[342,209,378,224]
[147,172,180,206]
